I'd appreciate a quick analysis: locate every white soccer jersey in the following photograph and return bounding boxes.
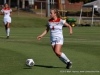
[47,18,65,37]
[1,8,12,18]
[47,18,66,45]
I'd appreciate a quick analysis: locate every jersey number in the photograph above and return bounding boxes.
[52,26,54,30]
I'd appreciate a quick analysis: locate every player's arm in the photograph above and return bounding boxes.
[10,12,12,15]
[0,11,4,15]
[0,9,3,15]
[64,22,73,35]
[37,26,49,40]
[10,9,12,16]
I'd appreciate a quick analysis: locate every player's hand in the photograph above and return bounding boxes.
[69,31,73,35]
[37,36,42,40]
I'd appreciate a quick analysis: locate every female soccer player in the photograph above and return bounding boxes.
[37,9,73,69]
[1,3,12,39]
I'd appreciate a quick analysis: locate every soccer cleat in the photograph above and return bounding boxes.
[6,36,9,39]
[66,62,72,69]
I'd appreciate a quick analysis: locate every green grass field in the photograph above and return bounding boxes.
[0,12,100,75]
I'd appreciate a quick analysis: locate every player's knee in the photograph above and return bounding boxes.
[7,24,10,28]
[55,51,61,57]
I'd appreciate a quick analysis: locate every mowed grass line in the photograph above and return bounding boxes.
[0,27,100,75]
[0,13,48,28]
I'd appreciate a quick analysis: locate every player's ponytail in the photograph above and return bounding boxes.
[51,9,61,18]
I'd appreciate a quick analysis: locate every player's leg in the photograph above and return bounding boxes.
[4,18,11,39]
[6,22,10,39]
[52,44,70,63]
[52,44,72,69]
[5,24,7,34]
[4,19,7,36]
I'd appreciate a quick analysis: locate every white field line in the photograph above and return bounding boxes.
[64,41,100,42]
[0,36,100,42]
[42,37,100,42]
[6,40,100,42]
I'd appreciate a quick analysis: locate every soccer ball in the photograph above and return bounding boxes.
[26,59,35,67]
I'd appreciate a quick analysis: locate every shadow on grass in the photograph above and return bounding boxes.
[34,65,64,68]
[23,65,64,69]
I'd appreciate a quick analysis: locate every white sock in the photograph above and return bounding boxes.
[7,28,10,36]
[59,53,70,64]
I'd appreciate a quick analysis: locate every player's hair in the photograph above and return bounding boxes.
[51,9,61,18]
[4,3,8,5]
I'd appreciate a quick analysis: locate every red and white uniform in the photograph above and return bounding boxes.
[47,18,66,45]
[1,8,12,25]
